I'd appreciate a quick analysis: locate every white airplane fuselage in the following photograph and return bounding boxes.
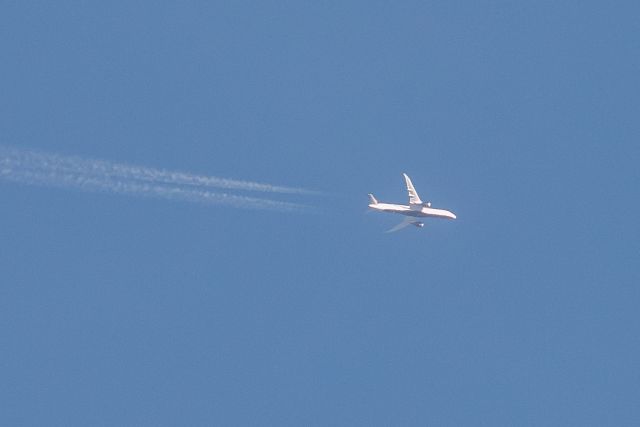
[368,202,457,220]
[368,173,456,231]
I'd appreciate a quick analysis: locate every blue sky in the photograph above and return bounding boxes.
[1,2,639,425]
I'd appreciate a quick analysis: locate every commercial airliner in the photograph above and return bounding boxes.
[368,173,457,232]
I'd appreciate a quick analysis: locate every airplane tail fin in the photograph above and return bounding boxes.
[368,193,378,204]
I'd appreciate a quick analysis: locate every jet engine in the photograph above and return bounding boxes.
[413,222,425,228]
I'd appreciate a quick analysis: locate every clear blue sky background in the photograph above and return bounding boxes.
[1,2,639,425]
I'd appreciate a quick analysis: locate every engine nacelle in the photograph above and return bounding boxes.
[423,202,431,207]
[413,222,425,228]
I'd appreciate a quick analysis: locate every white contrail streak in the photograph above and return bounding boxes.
[0,146,313,213]
[0,146,317,195]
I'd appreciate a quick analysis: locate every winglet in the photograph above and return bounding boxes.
[403,173,423,205]
[368,193,378,204]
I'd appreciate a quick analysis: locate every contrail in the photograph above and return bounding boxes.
[0,146,317,195]
[0,146,314,213]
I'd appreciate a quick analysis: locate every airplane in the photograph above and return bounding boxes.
[368,173,457,232]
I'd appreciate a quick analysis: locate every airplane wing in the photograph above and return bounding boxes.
[403,173,423,205]
[386,216,415,233]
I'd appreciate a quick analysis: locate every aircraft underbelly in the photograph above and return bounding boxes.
[398,208,454,219]
[372,203,455,220]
